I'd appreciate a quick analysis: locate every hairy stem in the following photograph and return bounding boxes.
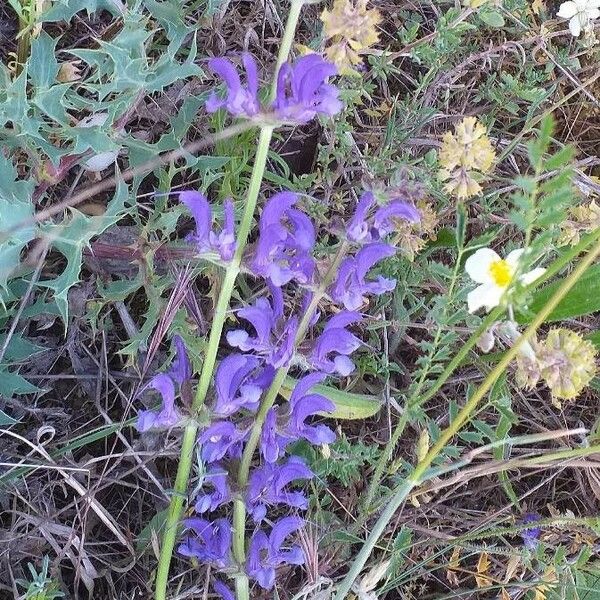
[333,236,600,600]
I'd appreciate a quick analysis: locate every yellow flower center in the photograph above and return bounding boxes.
[489,259,512,287]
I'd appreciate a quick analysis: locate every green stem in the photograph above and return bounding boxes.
[357,247,465,522]
[333,236,600,600]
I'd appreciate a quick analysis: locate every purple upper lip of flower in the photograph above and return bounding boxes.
[273,54,343,123]
[246,456,313,522]
[136,335,193,432]
[251,191,316,287]
[206,53,260,117]
[247,516,306,590]
[178,517,232,568]
[311,311,363,376]
[194,465,231,514]
[179,191,236,261]
[214,353,267,416]
[347,192,421,243]
[260,373,336,462]
[226,287,299,369]
[331,243,397,310]
[199,421,248,463]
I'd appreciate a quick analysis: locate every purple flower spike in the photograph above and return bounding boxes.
[247,457,313,522]
[286,373,336,445]
[273,55,343,124]
[169,334,192,385]
[194,465,231,513]
[136,374,181,432]
[247,517,305,590]
[178,517,231,568]
[373,199,421,236]
[227,290,298,369]
[252,191,316,287]
[214,354,264,416]
[311,311,363,376]
[206,53,260,118]
[199,421,248,463]
[213,581,234,600]
[331,243,397,310]
[521,513,541,549]
[179,191,237,261]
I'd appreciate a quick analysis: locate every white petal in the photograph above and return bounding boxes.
[587,0,600,9]
[468,283,503,314]
[465,248,501,284]
[557,1,578,17]
[587,8,600,18]
[505,248,525,268]
[520,267,546,285]
[569,16,583,35]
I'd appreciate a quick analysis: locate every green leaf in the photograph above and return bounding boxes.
[280,378,382,420]
[28,31,59,88]
[0,369,41,396]
[136,508,171,554]
[479,9,505,27]
[518,264,600,323]
[0,334,46,362]
[0,409,18,426]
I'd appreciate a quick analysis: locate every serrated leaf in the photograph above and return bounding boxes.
[280,377,382,420]
[28,31,59,88]
[0,334,46,362]
[518,264,600,323]
[42,0,124,22]
[0,369,41,396]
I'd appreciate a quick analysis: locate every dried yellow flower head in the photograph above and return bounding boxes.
[321,0,382,75]
[438,117,496,199]
[537,328,597,406]
[558,200,600,247]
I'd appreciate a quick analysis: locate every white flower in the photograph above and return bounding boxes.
[465,248,546,314]
[557,0,600,37]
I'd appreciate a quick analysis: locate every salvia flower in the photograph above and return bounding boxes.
[273,54,342,123]
[213,353,266,416]
[227,290,298,368]
[246,456,313,522]
[194,466,231,513]
[252,191,316,286]
[136,335,191,432]
[247,517,305,590]
[347,192,420,243]
[331,243,396,310]
[465,247,545,314]
[286,373,336,445]
[310,311,363,376]
[260,373,336,463]
[179,191,236,261]
[199,421,248,463]
[178,517,232,568]
[206,53,260,117]
[136,374,180,432]
[521,513,542,550]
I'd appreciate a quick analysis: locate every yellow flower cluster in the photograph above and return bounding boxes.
[558,200,600,247]
[321,0,381,75]
[394,200,438,261]
[516,328,597,407]
[438,117,496,199]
